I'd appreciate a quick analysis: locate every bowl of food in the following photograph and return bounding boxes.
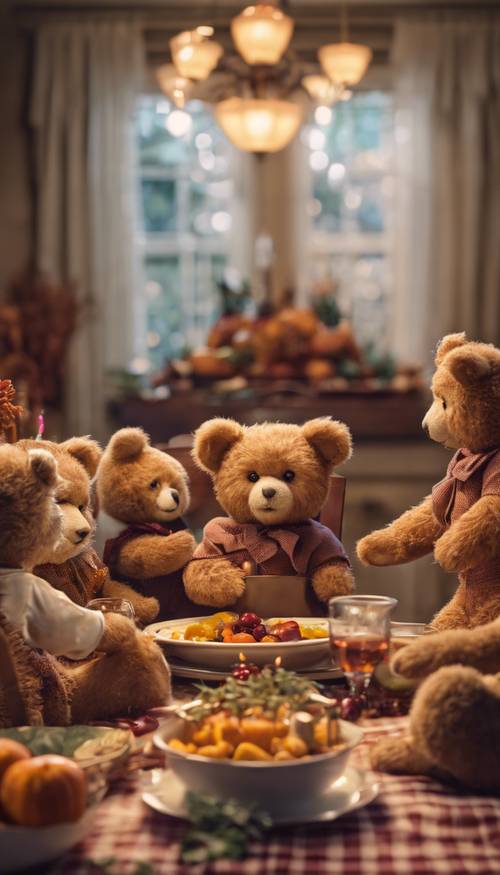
[0,736,108,874]
[147,611,330,671]
[154,665,363,805]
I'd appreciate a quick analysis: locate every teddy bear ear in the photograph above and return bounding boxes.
[445,346,492,385]
[434,332,467,365]
[106,428,150,463]
[28,449,58,489]
[302,418,353,467]
[60,436,102,478]
[193,418,244,473]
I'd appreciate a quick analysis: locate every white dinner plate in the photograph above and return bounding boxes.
[146,616,330,671]
[142,765,378,826]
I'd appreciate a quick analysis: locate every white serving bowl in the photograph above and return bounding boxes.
[146,616,330,671]
[0,804,99,874]
[154,714,363,806]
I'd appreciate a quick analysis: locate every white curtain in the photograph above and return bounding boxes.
[391,15,500,367]
[30,21,145,439]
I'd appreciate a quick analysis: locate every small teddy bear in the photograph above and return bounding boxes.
[18,436,159,625]
[357,333,500,630]
[0,443,171,726]
[370,618,500,793]
[95,428,196,620]
[183,417,354,609]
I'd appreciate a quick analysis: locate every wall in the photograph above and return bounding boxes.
[0,8,32,294]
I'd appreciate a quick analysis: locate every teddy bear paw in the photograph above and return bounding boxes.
[391,640,438,679]
[356,532,400,566]
[312,563,354,602]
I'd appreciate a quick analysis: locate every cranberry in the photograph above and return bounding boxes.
[231,662,260,681]
[272,620,302,642]
[252,623,267,641]
[239,612,261,629]
[340,695,366,722]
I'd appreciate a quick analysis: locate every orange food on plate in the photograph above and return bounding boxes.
[0,754,87,827]
[0,739,31,784]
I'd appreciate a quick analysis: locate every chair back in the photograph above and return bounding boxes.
[159,435,346,540]
[0,625,28,727]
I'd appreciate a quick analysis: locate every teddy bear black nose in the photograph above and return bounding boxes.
[171,489,180,505]
[422,420,429,434]
[76,529,88,541]
[262,487,276,500]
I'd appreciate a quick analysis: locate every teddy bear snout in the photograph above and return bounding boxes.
[157,486,181,513]
[75,527,90,543]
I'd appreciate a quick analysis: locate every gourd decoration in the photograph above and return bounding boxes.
[0,754,87,826]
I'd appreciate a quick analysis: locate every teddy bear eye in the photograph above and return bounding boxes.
[150,479,160,489]
[283,470,295,483]
[248,471,259,483]
[78,504,85,513]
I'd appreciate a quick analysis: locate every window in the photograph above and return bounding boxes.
[303,92,394,353]
[135,97,238,371]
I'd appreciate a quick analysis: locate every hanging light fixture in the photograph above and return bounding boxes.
[301,75,343,106]
[156,64,192,108]
[215,97,303,153]
[231,4,294,66]
[170,27,223,81]
[318,0,371,87]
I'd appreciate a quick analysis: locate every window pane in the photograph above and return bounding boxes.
[141,179,177,232]
[144,255,183,368]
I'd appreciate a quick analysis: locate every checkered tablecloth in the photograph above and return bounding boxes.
[50,717,500,875]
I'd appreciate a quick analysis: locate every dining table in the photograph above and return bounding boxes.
[44,683,500,875]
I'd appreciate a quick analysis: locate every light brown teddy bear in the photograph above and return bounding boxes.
[357,333,500,630]
[370,618,500,793]
[184,417,354,609]
[18,437,159,625]
[95,428,196,620]
[0,444,171,726]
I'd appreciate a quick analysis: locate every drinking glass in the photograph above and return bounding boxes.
[329,595,397,695]
[87,597,135,621]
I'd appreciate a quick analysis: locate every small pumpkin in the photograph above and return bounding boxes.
[1,754,87,827]
[0,739,31,784]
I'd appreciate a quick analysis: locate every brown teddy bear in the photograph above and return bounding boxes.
[183,417,354,609]
[95,428,196,620]
[370,619,500,793]
[357,333,500,630]
[0,444,171,726]
[18,436,159,625]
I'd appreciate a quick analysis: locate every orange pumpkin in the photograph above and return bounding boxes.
[0,739,31,784]
[1,754,87,826]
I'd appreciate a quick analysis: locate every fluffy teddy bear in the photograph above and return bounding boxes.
[357,333,500,630]
[0,443,171,726]
[95,428,196,620]
[183,417,354,609]
[18,436,159,625]
[370,618,500,793]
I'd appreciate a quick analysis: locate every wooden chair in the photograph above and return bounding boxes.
[0,626,29,727]
[159,434,346,540]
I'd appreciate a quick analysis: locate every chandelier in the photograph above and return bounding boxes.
[161,2,372,154]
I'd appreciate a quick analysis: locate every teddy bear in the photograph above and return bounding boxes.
[0,443,171,726]
[18,436,160,625]
[183,417,354,609]
[357,333,500,630]
[95,428,196,620]
[370,618,500,793]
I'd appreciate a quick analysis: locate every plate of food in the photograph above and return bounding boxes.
[146,612,330,671]
[148,663,369,813]
[0,737,107,873]
[0,725,134,773]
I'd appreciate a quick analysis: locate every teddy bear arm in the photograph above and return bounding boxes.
[183,558,246,607]
[311,560,354,602]
[102,577,159,624]
[392,616,500,678]
[357,495,442,566]
[433,494,500,573]
[115,531,196,579]
[370,734,434,777]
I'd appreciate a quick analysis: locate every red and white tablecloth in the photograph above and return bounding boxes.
[51,717,500,875]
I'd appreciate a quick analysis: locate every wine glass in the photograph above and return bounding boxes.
[86,597,135,621]
[329,595,397,696]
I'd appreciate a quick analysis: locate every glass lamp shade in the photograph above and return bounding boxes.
[318,42,372,86]
[231,4,294,66]
[156,64,192,108]
[170,29,223,81]
[215,97,303,153]
[301,74,342,106]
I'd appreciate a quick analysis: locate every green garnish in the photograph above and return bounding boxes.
[181,792,271,864]
[189,665,320,721]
